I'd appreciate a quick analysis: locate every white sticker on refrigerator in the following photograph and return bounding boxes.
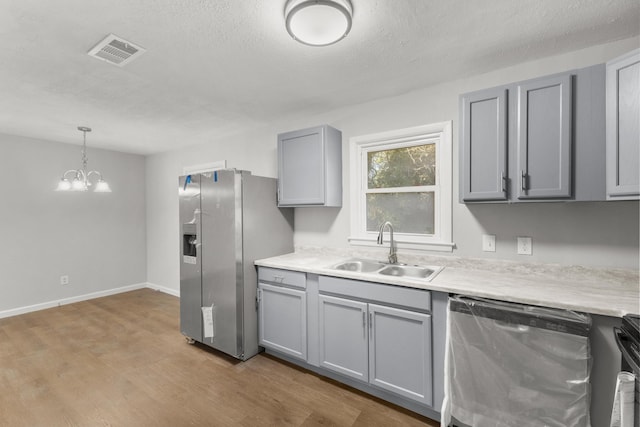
[202,305,215,339]
[183,256,197,265]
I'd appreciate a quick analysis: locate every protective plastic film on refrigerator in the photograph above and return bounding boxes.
[178,169,293,361]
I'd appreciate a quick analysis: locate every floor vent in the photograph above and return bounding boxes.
[87,34,146,67]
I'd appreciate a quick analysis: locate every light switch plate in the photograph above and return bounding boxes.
[482,234,496,252]
[517,237,532,255]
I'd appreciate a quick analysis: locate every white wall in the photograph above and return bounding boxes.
[0,134,146,312]
[146,37,640,293]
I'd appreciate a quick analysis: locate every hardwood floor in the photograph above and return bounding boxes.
[0,289,439,427]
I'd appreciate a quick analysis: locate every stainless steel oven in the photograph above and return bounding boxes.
[614,314,640,427]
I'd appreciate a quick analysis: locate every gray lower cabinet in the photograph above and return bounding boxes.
[368,303,432,405]
[318,294,433,406]
[258,268,444,419]
[318,295,369,381]
[606,48,640,200]
[258,282,307,361]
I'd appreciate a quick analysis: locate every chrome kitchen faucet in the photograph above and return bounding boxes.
[377,221,398,264]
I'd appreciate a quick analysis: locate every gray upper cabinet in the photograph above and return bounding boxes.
[277,125,343,207]
[516,74,572,199]
[459,64,606,203]
[606,49,640,200]
[460,87,508,201]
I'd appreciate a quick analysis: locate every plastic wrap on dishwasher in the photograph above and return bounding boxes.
[442,295,592,427]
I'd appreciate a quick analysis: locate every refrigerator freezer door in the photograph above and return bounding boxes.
[200,170,242,357]
[179,174,203,342]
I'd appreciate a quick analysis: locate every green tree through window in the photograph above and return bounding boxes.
[366,144,436,234]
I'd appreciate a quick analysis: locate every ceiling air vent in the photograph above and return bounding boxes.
[87,34,146,67]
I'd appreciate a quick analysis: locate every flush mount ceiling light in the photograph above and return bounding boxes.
[285,0,353,47]
[56,127,111,193]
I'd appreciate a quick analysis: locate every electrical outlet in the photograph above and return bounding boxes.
[482,234,496,252]
[517,237,532,255]
[60,275,69,285]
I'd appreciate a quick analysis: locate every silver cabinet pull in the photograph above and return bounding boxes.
[501,172,507,193]
[521,170,527,191]
[369,312,373,338]
[362,311,366,337]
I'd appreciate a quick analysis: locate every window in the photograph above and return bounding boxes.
[349,122,453,252]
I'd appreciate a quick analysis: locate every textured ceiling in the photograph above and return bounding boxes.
[0,0,638,155]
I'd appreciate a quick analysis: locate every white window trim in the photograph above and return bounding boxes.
[348,121,454,252]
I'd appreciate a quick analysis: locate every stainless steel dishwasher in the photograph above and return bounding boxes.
[442,295,592,427]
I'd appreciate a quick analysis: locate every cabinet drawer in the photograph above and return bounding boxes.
[319,276,431,312]
[258,267,306,289]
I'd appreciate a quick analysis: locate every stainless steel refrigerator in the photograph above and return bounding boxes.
[178,169,293,360]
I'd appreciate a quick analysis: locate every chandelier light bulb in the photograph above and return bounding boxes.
[94,179,112,193]
[71,177,87,191]
[56,178,71,191]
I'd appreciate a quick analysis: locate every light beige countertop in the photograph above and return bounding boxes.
[255,247,640,318]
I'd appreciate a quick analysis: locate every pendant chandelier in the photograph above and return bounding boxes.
[55,126,111,192]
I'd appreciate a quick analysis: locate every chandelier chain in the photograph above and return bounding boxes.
[81,129,88,172]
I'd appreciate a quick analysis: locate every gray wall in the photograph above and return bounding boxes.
[0,133,146,312]
[146,37,640,294]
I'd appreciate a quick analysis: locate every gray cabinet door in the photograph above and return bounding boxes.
[318,295,369,382]
[278,126,326,205]
[277,125,343,207]
[258,283,307,360]
[460,87,508,201]
[607,49,640,199]
[516,74,573,199]
[368,304,433,406]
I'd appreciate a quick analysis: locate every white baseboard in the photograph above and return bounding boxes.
[145,282,180,297]
[0,282,180,320]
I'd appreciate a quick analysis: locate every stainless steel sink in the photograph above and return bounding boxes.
[330,259,442,281]
[378,265,435,279]
[333,259,385,273]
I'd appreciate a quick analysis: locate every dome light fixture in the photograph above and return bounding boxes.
[284,0,353,47]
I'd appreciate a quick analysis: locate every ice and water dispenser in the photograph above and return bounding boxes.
[182,223,197,264]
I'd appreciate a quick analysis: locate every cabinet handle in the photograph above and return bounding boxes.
[521,171,527,191]
[369,312,373,338]
[501,172,507,193]
[362,311,366,337]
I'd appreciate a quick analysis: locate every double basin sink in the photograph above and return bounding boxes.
[331,258,443,282]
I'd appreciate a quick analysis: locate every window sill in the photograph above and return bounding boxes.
[347,237,455,253]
